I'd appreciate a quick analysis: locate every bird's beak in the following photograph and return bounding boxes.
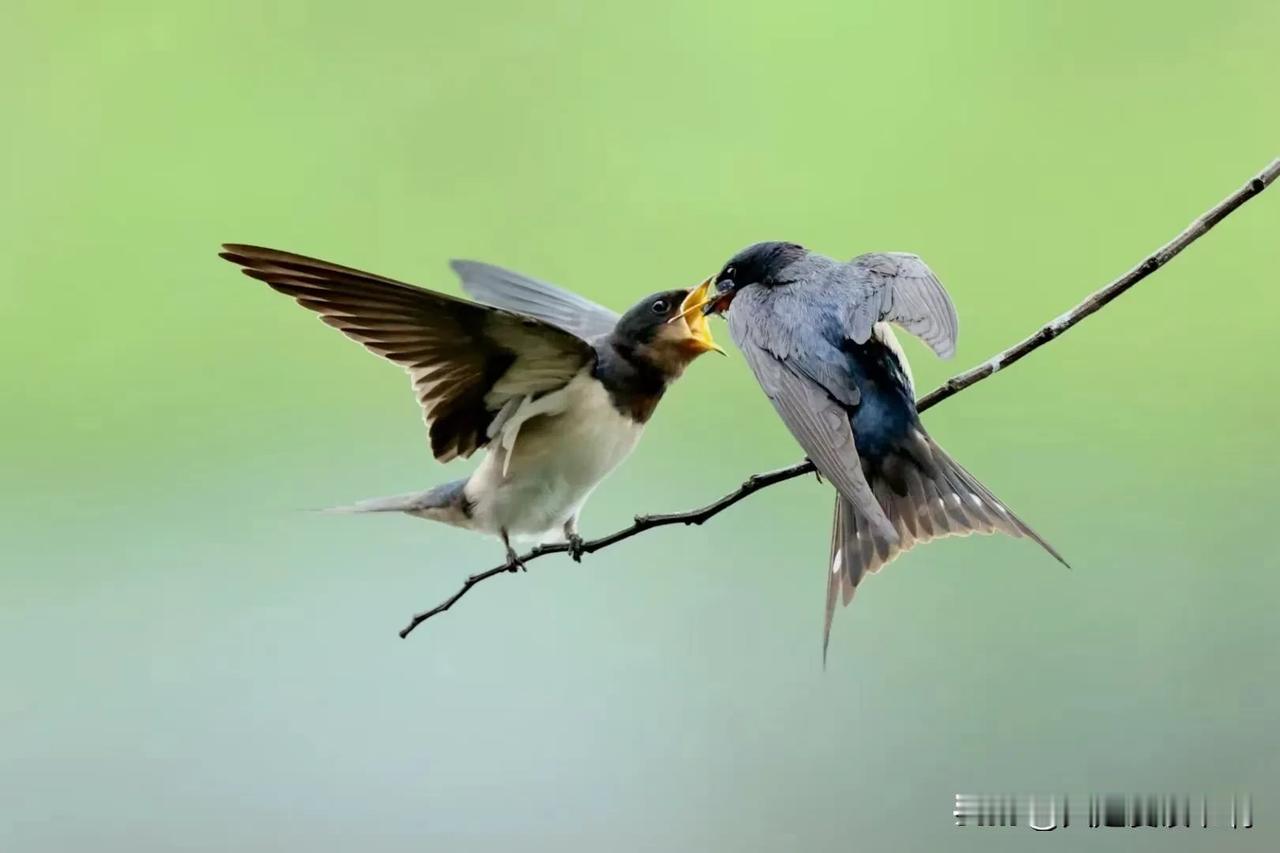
[672,277,724,355]
[702,289,735,315]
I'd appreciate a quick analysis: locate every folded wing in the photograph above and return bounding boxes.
[735,337,897,543]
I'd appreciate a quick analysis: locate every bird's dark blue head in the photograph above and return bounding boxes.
[703,241,806,315]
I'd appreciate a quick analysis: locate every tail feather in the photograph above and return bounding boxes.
[322,479,471,527]
[324,492,434,514]
[824,429,1066,659]
[824,497,867,664]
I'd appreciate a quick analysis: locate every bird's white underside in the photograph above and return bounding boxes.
[457,368,645,543]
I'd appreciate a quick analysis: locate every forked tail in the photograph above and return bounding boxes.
[824,429,1066,661]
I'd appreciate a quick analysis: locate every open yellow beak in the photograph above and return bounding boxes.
[673,277,724,355]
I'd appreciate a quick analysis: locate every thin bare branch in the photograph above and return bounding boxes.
[400,158,1280,639]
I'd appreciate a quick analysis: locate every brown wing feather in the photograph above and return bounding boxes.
[219,244,592,462]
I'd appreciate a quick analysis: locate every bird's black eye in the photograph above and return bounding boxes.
[650,298,671,314]
[724,266,736,279]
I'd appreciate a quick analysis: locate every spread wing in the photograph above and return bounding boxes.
[839,253,959,359]
[450,260,620,341]
[220,244,593,462]
[735,335,897,543]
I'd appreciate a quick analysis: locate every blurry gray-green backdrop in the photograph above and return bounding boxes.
[3,1,1278,851]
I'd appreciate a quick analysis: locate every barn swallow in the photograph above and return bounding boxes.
[693,242,1066,658]
[219,245,720,564]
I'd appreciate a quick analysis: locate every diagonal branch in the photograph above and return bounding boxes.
[400,157,1280,639]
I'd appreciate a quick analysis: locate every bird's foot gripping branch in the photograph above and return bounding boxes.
[400,158,1280,640]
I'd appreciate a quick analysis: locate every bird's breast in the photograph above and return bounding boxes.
[467,370,646,535]
[528,371,647,478]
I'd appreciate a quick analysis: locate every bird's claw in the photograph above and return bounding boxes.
[505,551,528,572]
[566,534,586,563]
[805,458,823,484]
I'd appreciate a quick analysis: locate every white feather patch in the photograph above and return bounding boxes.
[872,322,915,393]
[496,391,571,478]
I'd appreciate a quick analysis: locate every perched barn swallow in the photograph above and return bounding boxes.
[693,242,1066,657]
[220,245,720,564]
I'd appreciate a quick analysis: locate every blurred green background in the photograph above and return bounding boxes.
[3,1,1278,850]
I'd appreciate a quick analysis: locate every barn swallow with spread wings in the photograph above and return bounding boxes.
[220,245,720,565]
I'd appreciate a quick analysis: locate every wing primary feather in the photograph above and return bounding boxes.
[220,244,591,461]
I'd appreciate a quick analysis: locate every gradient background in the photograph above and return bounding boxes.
[4,2,1279,850]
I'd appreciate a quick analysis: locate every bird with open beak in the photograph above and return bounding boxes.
[689,241,1066,659]
[220,245,720,564]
